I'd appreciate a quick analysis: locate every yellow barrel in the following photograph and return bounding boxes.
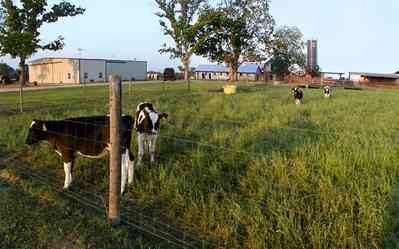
[223,85,237,94]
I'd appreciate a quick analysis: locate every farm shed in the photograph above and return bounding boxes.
[195,62,270,81]
[28,57,147,84]
[350,72,399,87]
[195,64,229,81]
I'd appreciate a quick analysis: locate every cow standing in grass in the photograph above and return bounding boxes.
[292,87,304,105]
[26,115,135,194]
[324,85,332,98]
[134,102,168,166]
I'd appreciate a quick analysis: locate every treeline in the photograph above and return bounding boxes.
[155,0,321,85]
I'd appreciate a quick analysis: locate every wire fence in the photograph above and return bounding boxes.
[1,159,213,249]
[1,81,398,248]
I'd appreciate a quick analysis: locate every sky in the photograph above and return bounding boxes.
[1,0,398,73]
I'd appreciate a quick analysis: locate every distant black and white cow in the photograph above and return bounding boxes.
[292,87,304,105]
[26,115,134,193]
[323,85,332,98]
[134,102,168,166]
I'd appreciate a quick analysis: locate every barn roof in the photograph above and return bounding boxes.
[196,63,261,73]
[238,64,261,73]
[351,72,399,79]
[196,64,229,73]
[29,57,147,65]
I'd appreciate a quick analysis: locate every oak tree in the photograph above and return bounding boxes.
[271,26,305,79]
[194,0,274,82]
[155,0,206,89]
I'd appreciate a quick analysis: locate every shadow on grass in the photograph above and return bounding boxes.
[245,111,325,157]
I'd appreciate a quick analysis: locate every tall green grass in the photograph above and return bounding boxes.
[1,81,399,248]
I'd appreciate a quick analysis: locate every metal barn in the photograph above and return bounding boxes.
[28,57,147,84]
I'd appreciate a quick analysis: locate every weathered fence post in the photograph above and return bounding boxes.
[108,74,122,226]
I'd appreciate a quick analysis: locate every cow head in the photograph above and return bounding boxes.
[292,87,303,105]
[292,87,303,98]
[26,120,48,145]
[134,102,168,134]
[324,86,331,94]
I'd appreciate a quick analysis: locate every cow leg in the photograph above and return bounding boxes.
[137,133,145,166]
[121,150,127,194]
[63,162,73,189]
[148,134,158,163]
[126,149,134,184]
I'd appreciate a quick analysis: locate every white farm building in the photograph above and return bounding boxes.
[195,61,272,81]
[28,57,147,84]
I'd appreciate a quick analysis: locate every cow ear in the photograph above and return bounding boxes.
[159,113,168,120]
[31,119,43,128]
[30,120,37,128]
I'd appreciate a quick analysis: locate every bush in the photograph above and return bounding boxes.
[0,63,17,84]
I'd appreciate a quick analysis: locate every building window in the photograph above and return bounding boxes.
[99,72,103,79]
[84,72,88,79]
[67,73,71,79]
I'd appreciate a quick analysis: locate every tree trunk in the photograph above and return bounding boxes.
[264,69,268,83]
[228,63,238,82]
[19,58,26,113]
[182,57,190,91]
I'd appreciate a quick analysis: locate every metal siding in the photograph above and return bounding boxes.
[106,61,147,81]
[80,59,106,83]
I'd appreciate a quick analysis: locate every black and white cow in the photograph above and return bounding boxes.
[292,87,304,105]
[26,115,134,193]
[134,102,168,166]
[323,85,332,98]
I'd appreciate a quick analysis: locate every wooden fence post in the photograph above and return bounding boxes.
[108,74,122,226]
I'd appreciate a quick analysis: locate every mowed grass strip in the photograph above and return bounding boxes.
[1,81,399,249]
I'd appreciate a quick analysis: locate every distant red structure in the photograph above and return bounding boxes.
[163,68,176,81]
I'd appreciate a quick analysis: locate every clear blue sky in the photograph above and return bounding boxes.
[2,0,398,73]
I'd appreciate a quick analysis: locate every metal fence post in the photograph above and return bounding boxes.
[108,74,122,225]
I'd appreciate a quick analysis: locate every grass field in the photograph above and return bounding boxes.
[1,81,399,248]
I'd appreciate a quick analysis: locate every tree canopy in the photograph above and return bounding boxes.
[271,26,305,78]
[0,0,85,58]
[0,62,16,83]
[306,64,322,78]
[194,0,274,81]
